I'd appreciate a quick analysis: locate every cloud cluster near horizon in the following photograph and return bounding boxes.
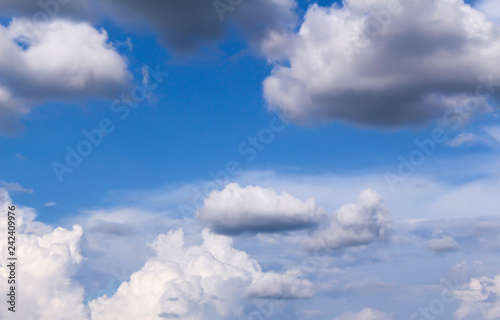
[0,187,314,319]
[1,171,500,319]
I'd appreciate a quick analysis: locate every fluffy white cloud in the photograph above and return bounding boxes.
[197,183,326,234]
[71,206,190,296]
[0,18,130,134]
[89,228,312,320]
[454,275,500,319]
[246,269,313,299]
[304,189,391,250]
[263,0,500,127]
[0,189,88,320]
[332,308,393,320]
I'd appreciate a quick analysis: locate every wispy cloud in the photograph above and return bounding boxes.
[1,181,32,194]
[446,133,477,147]
[14,153,26,161]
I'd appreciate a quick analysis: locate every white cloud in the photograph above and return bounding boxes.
[44,201,56,207]
[332,308,393,320]
[426,236,460,254]
[446,133,477,147]
[0,189,88,320]
[263,0,500,127]
[69,206,188,293]
[454,275,500,319]
[304,189,391,250]
[197,183,326,234]
[89,228,312,320]
[0,18,130,134]
[247,270,313,299]
[234,161,500,221]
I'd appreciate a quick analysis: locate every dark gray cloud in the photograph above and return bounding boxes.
[0,0,95,21]
[100,0,297,53]
[88,221,134,236]
[1,0,297,54]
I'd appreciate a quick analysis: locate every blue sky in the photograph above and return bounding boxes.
[0,0,490,219]
[1,0,500,319]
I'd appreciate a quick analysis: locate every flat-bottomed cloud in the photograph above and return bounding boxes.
[263,0,500,127]
[197,183,326,234]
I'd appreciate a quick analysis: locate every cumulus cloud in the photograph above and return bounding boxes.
[425,236,460,254]
[263,0,500,127]
[0,188,313,320]
[304,189,391,250]
[332,308,393,320]
[0,189,88,320]
[0,18,130,134]
[71,206,186,295]
[247,269,313,299]
[454,275,500,319]
[89,228,312,320]
[197,183,326,234]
